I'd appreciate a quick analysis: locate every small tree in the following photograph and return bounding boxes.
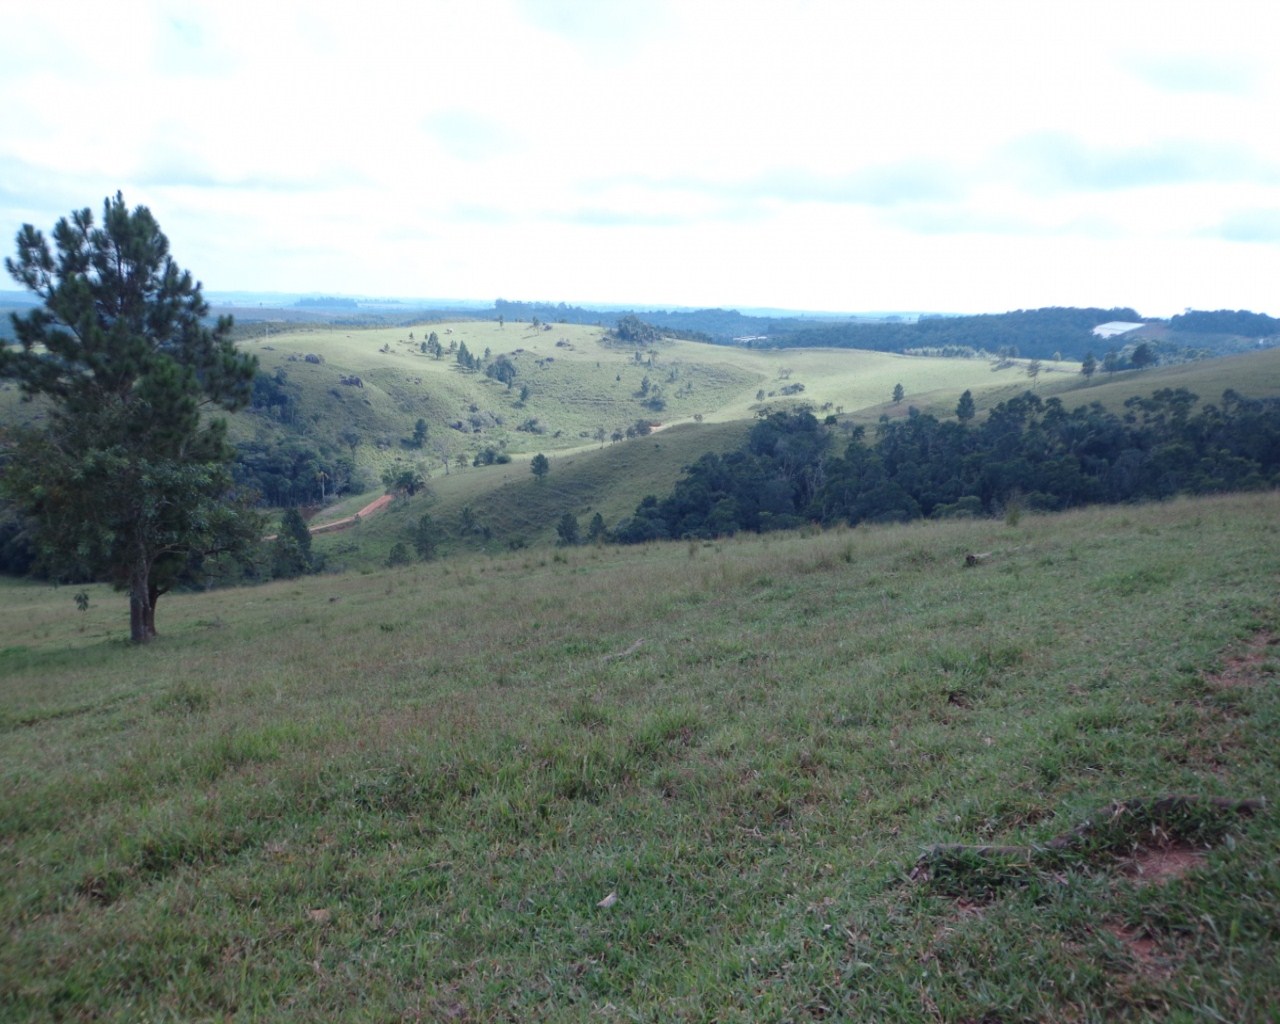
[411,418,428,447]
[1130,342,1156,370]
[892,383,905,404]
[413,513,437,560]
[556,512,580,546]
[386,542,412,567]
[1026,359,1042,384]
[531,453,550,481]
[382,467,426,497]
[0,193,259,642]
[956,389,976,422]
[587,512,607,544]
[1081,352,1097,381]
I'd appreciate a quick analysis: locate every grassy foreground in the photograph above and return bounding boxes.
[2,493,1278,1022]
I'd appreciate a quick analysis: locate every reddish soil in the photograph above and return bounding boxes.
[1121,845,1206,886]
[1206,631,1278,689]
[308,493,394,535]
[1100,921,1172,979]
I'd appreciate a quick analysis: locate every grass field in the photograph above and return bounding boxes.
[2,492,1277,1021]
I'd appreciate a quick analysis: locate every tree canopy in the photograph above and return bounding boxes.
[613,390,1280,542]
[0,193,259,642]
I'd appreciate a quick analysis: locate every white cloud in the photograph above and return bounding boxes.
[2,0,1279,315]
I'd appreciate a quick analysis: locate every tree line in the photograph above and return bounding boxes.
[613,389,1280,542]
[761,307,1143,362]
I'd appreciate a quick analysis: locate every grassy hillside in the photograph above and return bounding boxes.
[232,321,1073,483]
[6,323,1280,571]
[302,344,1280,567]
[2,492,1278,1021]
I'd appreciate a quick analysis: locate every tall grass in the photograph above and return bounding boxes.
[2,493,1278,1021]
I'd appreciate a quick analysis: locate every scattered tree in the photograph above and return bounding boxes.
[956,389,976,422]
[382,467,426,497]
[1130,342,1156,370]
[0,192,258,642]
[1081,352,1097,381]
[386,542,412,567]
[556,512,580,545]
[413,513,438,560]
[892,383,905,404]
[531,453,550,481]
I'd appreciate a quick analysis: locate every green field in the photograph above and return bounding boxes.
[2,492,1277,1021]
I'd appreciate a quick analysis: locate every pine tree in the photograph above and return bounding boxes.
[1,193,259,642]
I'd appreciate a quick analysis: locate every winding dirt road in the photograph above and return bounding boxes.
[307,493,394,535]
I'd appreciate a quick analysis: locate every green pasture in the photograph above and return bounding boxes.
[312,418,756,570]
[236,321,1071,481]
[2,492,1278,1021]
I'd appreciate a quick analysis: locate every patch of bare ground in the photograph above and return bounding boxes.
[1207,630,1278,690]
[1100,921,1175,981]
[1119,844,1206,887]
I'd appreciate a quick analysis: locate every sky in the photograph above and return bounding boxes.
[2,0,1278,317]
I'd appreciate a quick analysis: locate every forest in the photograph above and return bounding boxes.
[614,388,1280,542]
[752,307,1280,362]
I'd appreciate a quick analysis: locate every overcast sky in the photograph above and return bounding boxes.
[3,0,1278,316]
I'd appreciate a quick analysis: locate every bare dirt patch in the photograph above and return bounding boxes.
[1100,921,1174,980]
[1207,631,1278,690]
[1120,844,1206,887]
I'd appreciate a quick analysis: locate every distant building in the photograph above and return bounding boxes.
[1091,321,1146,339]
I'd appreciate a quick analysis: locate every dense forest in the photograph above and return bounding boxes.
[759,307,1144,361]
[613,388,1280,542]
[1169,309,1280,337]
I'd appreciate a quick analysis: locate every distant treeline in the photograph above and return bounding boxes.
[296,296,359,309]
[486,305,1279,358]
[224,297,1280,358]
[493,298,764,341]
[759,307,1144,361]
[613,388,1280,541]
[1169,309,1280,336]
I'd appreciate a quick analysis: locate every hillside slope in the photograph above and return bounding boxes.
[2,493,1277,1021]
